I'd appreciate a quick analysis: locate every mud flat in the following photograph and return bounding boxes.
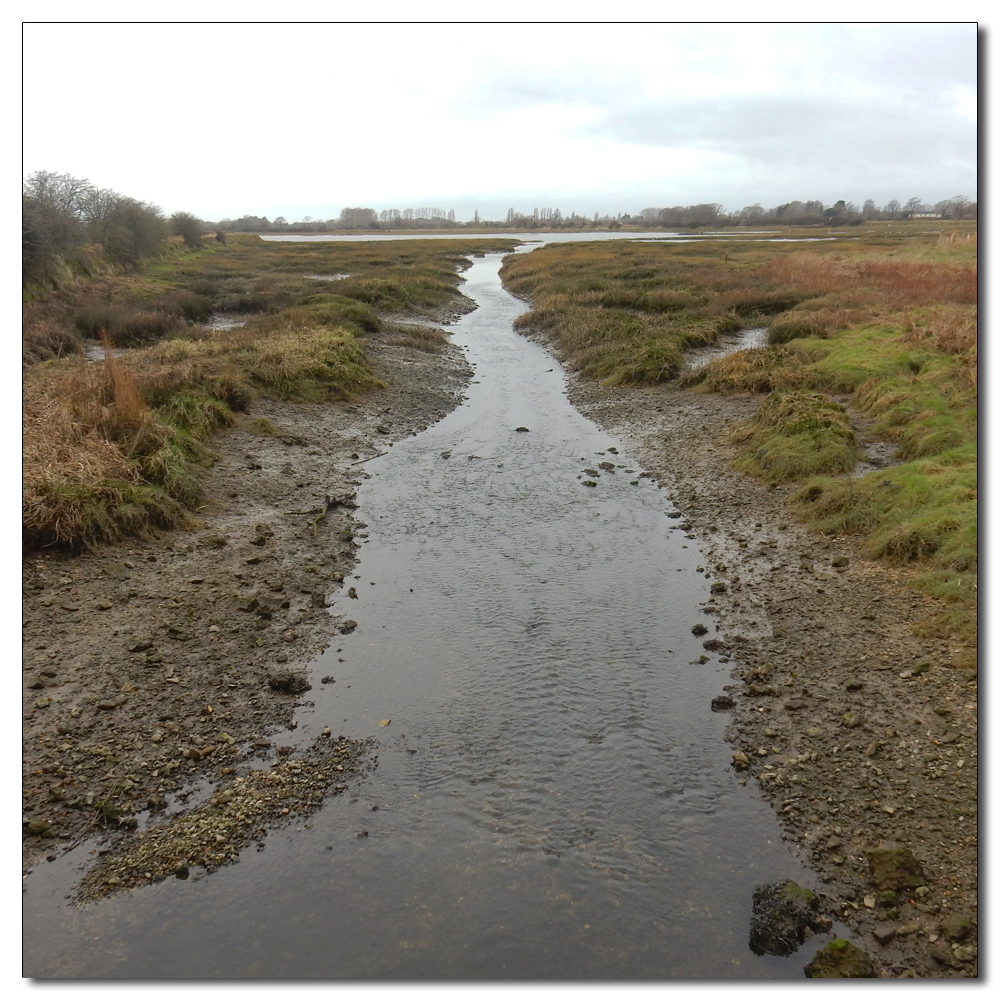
[565,372,978,978]
[22,330,474,887]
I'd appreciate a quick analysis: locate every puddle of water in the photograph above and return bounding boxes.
[82,341,128,362]
[202,312,247,331]
[23,253,827,980]
[687,327,768,369]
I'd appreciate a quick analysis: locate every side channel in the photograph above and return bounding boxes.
[23,252,824,979]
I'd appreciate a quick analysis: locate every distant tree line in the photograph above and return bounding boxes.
[214,196,975,233]
[631,195,976,228]
[23,170,206,288]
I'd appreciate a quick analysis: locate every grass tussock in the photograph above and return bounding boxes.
[730,391,860,482]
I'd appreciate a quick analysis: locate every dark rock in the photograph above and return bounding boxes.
[376,425,390,434]
[710,582,728,594]
[831,556,850,568]
[784,698,810,710]
[128,640,153,653]
[865,847,926,891]
[927,942,956,967]
[702,638,727,652]
[841,711,862,728]
[804,939,876,977]
[339,620,358,634]
[266,669,311,695]
[691,624,708,636]
[515,427,530,432]
[147,794,168,811]
[872,922,897,946]
[939,913,973,943]
[749,880,827,957]
[711,695,735,711]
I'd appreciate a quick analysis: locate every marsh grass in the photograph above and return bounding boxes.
[23,235,523,549]
[503,226,977,642]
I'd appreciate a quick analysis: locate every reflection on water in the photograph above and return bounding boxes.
[23,252,824,980]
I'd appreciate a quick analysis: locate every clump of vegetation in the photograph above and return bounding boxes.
[730,391,860,482]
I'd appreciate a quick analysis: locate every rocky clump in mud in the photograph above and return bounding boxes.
[748,879,831,956]
[76,735,372,903]
[805,938,877,978]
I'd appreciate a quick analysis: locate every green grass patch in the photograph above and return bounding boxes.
[731,391,861,482]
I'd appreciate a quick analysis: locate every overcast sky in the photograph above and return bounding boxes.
[22,21,978,223]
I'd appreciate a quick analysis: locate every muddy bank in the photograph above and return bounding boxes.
[565,370,978,978]
[22,327,474,886]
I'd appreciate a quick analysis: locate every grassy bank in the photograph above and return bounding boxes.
[23,236,518,548]
[501,223,977,641]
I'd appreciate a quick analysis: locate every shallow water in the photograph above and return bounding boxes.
[23,252,825,980]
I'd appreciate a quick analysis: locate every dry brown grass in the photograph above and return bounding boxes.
[763,253,977,309]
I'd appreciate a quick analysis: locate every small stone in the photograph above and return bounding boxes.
[96,599,112,611]
[841,711,861,728]
[711,695,735,712]
[831,556,849,568]
[266,669,311,695]
[940,913,973,943]
[872,923,897,946]
[515,426,530,432]
[865,847,926,891]
[691,624,708,636]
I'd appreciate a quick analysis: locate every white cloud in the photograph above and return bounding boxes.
[22,22,978,220]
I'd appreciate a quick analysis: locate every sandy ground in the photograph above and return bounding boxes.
[22,310,976,976]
